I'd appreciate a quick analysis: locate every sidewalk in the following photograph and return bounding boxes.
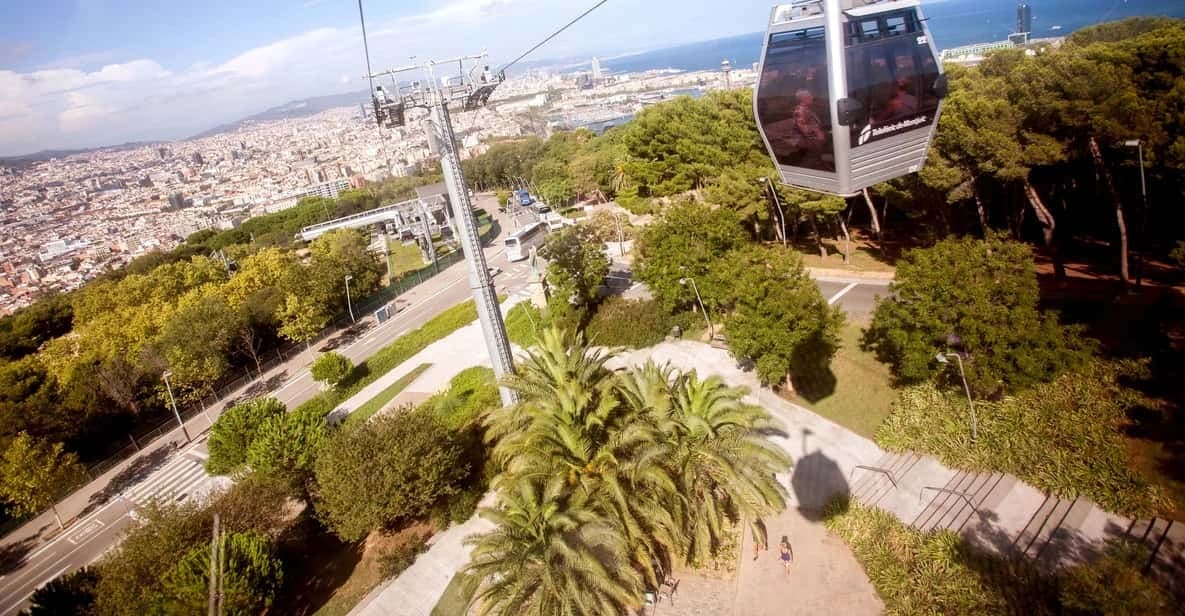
[611,341,1185,593]
[345,333,1184,616]
[334,293,529,422]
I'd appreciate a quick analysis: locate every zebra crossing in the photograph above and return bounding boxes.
[120,451,213,508]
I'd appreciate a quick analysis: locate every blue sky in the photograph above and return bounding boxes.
[0,0,781,155]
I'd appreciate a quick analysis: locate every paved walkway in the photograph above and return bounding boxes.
[351,335,1184,616]
[613,341,1185,594]
[334,293,529,422]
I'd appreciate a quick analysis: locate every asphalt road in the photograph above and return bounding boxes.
[0,197,889,613]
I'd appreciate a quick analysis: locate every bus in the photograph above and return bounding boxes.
[504,222,546,262]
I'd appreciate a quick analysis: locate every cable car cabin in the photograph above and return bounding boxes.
[755,0,947,196]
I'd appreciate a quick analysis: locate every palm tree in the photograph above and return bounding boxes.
[485,329,680,590]
[664,373,791,564]
[465,475,643,616]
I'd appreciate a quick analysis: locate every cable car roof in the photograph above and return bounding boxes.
[844,0,919,17]
[771,0,922,25]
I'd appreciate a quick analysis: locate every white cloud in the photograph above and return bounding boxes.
[34,50,117,71]
[59,91,114,132]
[0,0,584,154]
[215,28,340,79]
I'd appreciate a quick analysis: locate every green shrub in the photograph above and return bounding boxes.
[824,497,1173,616]
[1059,539,1172,615]
[585,297,672,348]
[313,409,470,541]
[207,398,286,475]
[876,360,1169,517]
[824,497,1012,614]
[310,352,353,388]
[504,302,545,348]
[432,482,484,528]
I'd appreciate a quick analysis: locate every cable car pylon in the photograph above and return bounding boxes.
[365,55,517,407]
[356,0,612,408]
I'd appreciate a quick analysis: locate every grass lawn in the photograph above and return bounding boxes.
[345,363,433,427]
[797,240,896,273]
[786,321,897,439]
[294,297,497,418]
[431,571,480,616]
[387,241,426,278]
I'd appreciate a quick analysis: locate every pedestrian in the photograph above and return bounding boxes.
[779,535,794,575]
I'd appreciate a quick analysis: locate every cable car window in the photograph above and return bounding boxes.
[845,12,941,147]
[756,27,834,173]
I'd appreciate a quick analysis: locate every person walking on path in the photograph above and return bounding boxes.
[779,536,794,575]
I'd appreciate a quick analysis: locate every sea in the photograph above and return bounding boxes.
[587,0,1185,75]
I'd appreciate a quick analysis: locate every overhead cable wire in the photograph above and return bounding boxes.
[497,0,611,74]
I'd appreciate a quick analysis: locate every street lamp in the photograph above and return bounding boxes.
[344,275,356,324]
[679,277,714,339]
[161,370,191,443]
[935,352,977,442]
[1123,139,1149,285]
[612,212,626,257]
[757,177,788,246]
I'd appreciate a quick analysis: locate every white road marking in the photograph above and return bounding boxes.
[65,519,104,545]
[827,282,859,305]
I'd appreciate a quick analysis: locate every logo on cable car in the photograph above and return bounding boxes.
[857,115,930,146]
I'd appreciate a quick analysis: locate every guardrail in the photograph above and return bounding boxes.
[850,464,899,489]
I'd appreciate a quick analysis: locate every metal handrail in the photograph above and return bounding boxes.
[850,465,898,488]
[920,486,978,513]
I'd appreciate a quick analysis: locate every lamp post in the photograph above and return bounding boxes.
[758,176,788,246]
[935,352,977,442]
[1123,139,1149,286]
[161,370,191,443]
[344,275,356,324]
[679,277,714,339]
[613,212,626,257]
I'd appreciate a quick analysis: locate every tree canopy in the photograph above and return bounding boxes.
[863,236,1092,396]
[206,397,286,475]
[313,409,471,541]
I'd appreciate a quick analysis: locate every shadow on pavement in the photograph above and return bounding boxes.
[789,429,850,522]
[227,370,290,408]
[81,443,177,516]
[0,536,36,575]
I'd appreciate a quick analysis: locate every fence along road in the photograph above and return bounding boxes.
[0,196,519,615]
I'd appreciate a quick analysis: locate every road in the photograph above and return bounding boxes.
[0,197,889,614]
[0,195,530,615]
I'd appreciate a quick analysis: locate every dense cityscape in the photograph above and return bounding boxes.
[2,0,1184,615]
[0,63,749,316]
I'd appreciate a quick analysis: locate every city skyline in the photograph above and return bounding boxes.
[0,0,783,156]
